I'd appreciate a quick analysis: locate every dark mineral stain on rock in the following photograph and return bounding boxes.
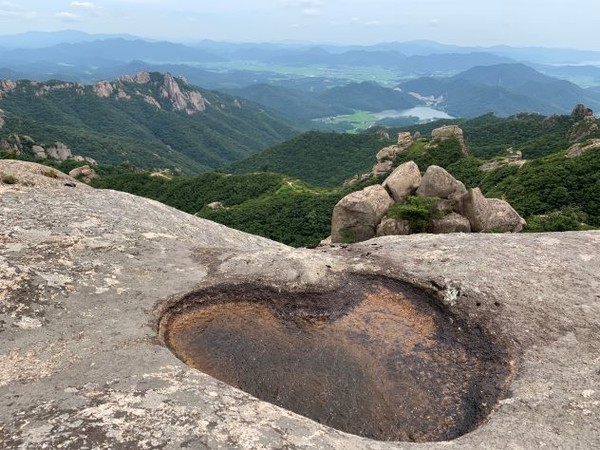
[160,276,511,442]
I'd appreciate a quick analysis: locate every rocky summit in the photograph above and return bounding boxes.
[1,161,599,449]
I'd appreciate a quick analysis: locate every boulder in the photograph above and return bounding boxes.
[68,165,97,184]
[397,131,414,148]
[331,185,394,243]
[93,81,115,98]
[382,161,422,203]
[566,139,600,158]
[431,125,469,154]
[46,142,73,161]
[31,145,47,159]
[416,165,466,199]
[460,188,526,232]
[372,161,393,175]
[431,213,471,234]
[376,218,410,237]
[207,201,224,210]
[375,133,413,163]
[376,145,401,162]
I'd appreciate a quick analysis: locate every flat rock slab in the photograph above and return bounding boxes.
[1,179,600,449]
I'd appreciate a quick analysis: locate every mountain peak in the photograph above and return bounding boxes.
[92,72,209,114]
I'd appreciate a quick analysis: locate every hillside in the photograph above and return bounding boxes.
[229,108,600,187]
[228,131,392,187]
[399,64,600,117]
[90,169,345,247]
[0,72,297,172]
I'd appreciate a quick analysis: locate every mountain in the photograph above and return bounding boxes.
[0,72,297,172]
[0,30,140,49]
[400,64,600,117]
[224,84,352,120]
[0,39,224,66]
[318,82,419,112]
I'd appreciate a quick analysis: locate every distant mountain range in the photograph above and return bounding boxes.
[226,64,600,120]
[1,31,599,89]
[0,31,599,129]
[399,63,600,117]
[0,72,297,172]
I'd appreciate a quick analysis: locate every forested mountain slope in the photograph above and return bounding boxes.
[0,72,297,172]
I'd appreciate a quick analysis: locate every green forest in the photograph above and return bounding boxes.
[3,90,600,247]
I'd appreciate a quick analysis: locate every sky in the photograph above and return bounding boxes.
[0,0,599,50]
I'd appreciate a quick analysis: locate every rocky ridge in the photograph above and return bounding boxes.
[0,160,599,449]
[0,72,240,116]
[95,72,209,114]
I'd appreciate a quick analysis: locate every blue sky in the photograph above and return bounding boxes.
[0,0,598,49]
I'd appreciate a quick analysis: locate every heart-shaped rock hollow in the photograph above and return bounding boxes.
[159,276,512,442]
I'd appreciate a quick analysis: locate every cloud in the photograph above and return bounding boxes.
[282,0,323,18]
[281,0,323,6]
[56,11,79,21]
[302,7,321,16]
[429,18,439,27]
[365,20,381,27]
[71,1,96,9]
[0,1,37,19]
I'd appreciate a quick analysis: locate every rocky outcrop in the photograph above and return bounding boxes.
[416,165,467,199]
[93,80,115,98]
[207,201,224,210]
[459,188,526,232]
[382,161,421,203]
[568,105,598,143]
[46,142,73,161]
[333,162,525,243]
[372,161,393,175]
[0,108,5,129]
[568,116,598,143]
[35,82,84,97]
[68,165,97,184]
[87,72,209,114]
[159,73,207,115]
[566,139,600,158]
[331,185,393,243]
[134,71,152,84]
[0,79,17,99]
[0,160,599,449]
[0,135,96,165]
[0,160,87,189]
[479,148,528,172]
[431,125,469,155]
[571,104,594,119]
